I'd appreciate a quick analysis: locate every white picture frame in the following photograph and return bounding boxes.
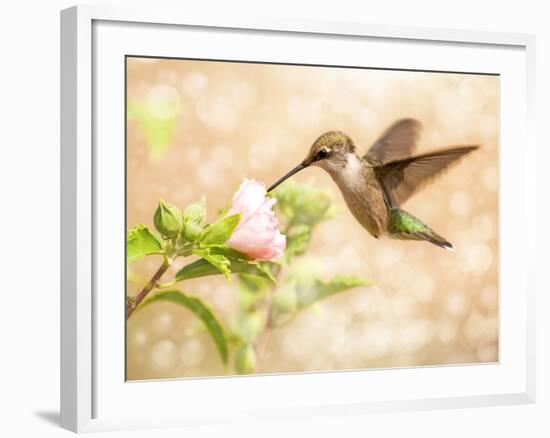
[60,4,536,433]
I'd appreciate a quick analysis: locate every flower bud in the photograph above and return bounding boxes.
[235,344,257,374]
[181,198,207,241]
[182,220,202,241]
[153,199,183,238]
[183,198,207,226]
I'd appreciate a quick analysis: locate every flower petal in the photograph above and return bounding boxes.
[226,179,286,261]
[227,179,267,224]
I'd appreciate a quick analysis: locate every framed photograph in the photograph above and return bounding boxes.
[61,5,536,433]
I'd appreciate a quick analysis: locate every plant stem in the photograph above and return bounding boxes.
[126,256,172,320]
[255,264,282,371]
[255,300,275,372]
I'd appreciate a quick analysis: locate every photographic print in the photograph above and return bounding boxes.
[125,57,498,381]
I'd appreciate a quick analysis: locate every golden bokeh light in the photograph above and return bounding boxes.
[126,58,499,380]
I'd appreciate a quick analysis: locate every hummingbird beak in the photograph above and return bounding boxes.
[267,163,307,192]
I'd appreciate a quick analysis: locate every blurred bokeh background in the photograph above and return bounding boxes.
[126,57,499,380]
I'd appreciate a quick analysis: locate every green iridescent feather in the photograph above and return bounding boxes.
[388,209,428,234]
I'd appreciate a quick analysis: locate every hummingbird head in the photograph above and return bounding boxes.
[268,131,355,192]
[305,130,356,169]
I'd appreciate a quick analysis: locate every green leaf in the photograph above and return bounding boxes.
[126,224,164,263]
[175,258,222,281]
[154,199,183,238]
[238,273,270,294]
[283,224,311,263]
[228,259,276,282]
[175,257,275,283]
[192,248,231,279]
[296,275,371,310]
[176,246,276,283]
[141,290,228,365]
[200,214,241,246]
[127,101,180,160]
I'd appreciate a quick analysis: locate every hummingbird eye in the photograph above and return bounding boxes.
[316,148,330,160]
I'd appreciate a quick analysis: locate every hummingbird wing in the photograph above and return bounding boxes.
[376,145,479,207]
[363,118,422,165]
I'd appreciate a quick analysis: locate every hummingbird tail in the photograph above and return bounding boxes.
[416,230,455,252]
[388,208,455,251]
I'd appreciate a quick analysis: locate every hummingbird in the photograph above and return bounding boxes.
[267,119,479,251]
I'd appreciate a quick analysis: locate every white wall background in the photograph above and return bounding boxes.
[0,0,546,437]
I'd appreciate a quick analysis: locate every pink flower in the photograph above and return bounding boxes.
[226,179,286,261]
